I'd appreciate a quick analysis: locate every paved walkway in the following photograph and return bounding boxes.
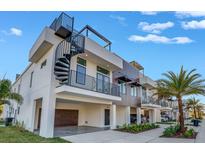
[62,120,205,143]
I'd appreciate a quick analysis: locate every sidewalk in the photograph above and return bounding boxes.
[195,120,205,143]
[62,121,205,143]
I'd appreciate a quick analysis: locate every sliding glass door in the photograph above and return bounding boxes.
[97,73,110,94]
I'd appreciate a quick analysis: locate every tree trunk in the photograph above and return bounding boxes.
[178,97,185,132]
[193,107,197,119]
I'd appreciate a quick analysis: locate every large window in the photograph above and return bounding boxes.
[96,66,110,94]
[142,88,147,100]
[119,82,126,94]
[131,86,137,97]
[76,65,86,85]
[76,57,86,85]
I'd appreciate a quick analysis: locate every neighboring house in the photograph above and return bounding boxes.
[3,12,175,138]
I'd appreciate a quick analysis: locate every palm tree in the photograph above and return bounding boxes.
[155,66,205,132]
[0,105,3,115]
[0,79,23,105]
[196,104,204,119]
[186,97,200,119]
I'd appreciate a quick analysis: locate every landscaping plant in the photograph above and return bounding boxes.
[162,125,196,138]
[0,79,23,105]
[154,66,205,132]
[119,123,159,133]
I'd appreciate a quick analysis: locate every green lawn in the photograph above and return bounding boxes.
[0,120,4,125]
[0,126,70,143]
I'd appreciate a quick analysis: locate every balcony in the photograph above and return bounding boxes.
[140,75,156,89]
[50,12,74,38]
[141,97,161,108]
[160,101,173,111]
[55,70,121,102]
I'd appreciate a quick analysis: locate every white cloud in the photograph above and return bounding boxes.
[10,28,22,36]
[138,21,174,34]
[128,34,193,44]
[182,20,205,30]
[176,11,205,18]
[1,27,22,36]
[141,11,158,15]
[110,15,127,26]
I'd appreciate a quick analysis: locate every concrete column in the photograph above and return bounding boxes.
[125,106,130,124]
[136,107,141,124]
[29,99,37,132]
[155,109,161,122]
[149,110,153,123]
[145,88,149,101]
[110,104,116,129]
[153,109,157,123]
[39,94,56,138]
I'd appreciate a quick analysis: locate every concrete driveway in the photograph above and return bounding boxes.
[54,126,108,137]
[62,121,205,143]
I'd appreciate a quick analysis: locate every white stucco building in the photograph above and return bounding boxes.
[3,13,174,138]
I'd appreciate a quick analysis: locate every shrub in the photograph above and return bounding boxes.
[183,128,194,138]
[163,124,180,137]
[119,123,159,133]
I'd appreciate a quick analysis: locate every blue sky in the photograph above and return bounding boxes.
[0,11,205,102]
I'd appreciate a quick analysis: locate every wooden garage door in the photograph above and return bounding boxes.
[54,109,78,127]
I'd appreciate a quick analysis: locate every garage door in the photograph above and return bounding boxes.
[54,109,78,127]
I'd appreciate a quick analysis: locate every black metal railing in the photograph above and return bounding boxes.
[50,12,74,32]
[55,40,70,61]
[71,33,85,55]
[65,70,120,97]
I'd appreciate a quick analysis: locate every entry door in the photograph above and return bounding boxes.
[104,109,110,126]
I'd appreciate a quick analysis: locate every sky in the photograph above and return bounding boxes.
[0,11,205,102]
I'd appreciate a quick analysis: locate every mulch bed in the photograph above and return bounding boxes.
[115,127,160,134]
[160,132,198,139]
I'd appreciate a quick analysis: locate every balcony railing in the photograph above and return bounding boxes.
[65,70,121,97]
[159,101,170,107]
[50,12,74,38]
[142,97,160,105]
[140,76,156,88]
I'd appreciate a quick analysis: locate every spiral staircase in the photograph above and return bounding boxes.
[52,13,85,84]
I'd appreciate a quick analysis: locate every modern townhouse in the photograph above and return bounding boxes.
[3,12,174,138]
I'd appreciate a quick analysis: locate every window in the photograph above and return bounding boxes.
[131,86,137,96]
[97,73,110,94]
[76,65,86,85]
[97,66,109,75]
[30,71,34,88]
[119,82,126,94]
[41,60,47,69]
[142,88,147,100]
[77,57,86,66]
[96,66,110,94]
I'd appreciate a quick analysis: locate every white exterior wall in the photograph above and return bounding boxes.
[70,55,113,83]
